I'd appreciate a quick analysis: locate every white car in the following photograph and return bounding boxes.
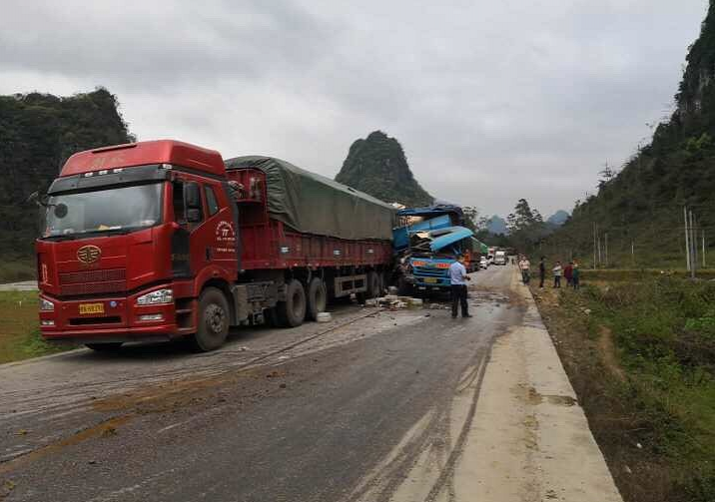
[480,256,489,269]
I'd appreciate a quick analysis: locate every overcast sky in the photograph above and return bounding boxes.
[0,0,708,217]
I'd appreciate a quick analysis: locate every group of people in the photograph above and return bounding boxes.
[517,255,580,289]
[449,253,581,320]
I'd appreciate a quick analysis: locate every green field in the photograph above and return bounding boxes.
[0,291,72,364]
[534,277,715,502]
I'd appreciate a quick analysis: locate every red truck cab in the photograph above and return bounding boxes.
[37,140,394,352]
[37,140,239,350]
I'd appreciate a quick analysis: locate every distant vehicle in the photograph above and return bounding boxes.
[480,256,489,269]
[494,250,507,265]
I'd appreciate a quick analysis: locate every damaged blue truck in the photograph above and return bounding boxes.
[393,205,488,295]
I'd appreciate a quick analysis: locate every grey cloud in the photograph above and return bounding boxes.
[0,0,709,217]
[0,0,335,89]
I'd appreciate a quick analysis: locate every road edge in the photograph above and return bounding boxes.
[451,267,625,501]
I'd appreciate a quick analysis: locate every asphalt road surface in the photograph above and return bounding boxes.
[0,266,621,502]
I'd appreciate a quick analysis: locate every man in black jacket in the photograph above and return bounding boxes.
[539,256,546,289]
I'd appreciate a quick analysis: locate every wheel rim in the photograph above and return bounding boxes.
[316,286,326,311]
[291,290,304,318]
[205,304,226,334]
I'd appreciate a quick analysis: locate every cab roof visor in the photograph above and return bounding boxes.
[48,164,168,195]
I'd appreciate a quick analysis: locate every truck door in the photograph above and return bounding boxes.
[202,183,238,274]
[171,179,192,278]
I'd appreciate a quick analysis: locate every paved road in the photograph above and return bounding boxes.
[0,267,621,501]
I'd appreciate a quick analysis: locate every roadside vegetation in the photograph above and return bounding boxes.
[0,258,35,283]
[532,276,715,502]
[0,291,71,364]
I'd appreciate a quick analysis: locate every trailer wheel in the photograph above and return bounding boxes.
[276,279,306,327]
[306,278,327,321]
[192,287,230,352]
[367,271,381,298]
[85,342,123,352]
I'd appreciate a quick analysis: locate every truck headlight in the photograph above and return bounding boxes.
[39,297,54,312]
[136,289,173,306]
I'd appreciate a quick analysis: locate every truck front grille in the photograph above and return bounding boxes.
[414,267,447,278]
[59,268,127,296]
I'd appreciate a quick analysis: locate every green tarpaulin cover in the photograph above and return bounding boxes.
[470,237,489,254]
[225,156,396,241]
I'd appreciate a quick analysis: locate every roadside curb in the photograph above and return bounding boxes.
[495,268,624,501]
[435,267,625,501]
[0,348,87,369]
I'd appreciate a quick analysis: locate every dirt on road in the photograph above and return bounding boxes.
[0,267,622,502]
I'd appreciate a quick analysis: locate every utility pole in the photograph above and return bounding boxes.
[690,210,696,279]
[631,239,635,267]
[685,206,691,272]
[693,213,698,272]
[605,233,609,268]
[593,222,597,269]
[703,229,706,268]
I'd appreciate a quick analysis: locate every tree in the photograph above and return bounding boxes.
[597,162,618,189]
[506,198,539,233]
[462,206,479,231]
[506,198,547,253]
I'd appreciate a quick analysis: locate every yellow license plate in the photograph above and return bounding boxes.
[79,303,105,315]
[424,278,438,284]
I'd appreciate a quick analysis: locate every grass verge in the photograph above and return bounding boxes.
[0,291,74,364]
[0,259,35,283]
[532,278,715,502]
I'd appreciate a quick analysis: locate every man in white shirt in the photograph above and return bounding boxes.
[449,255,472,319]
[519,256,531,284]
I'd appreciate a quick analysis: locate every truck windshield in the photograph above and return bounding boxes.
[43,183,163,239]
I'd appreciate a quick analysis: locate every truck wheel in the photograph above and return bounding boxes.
[85,342,123,352]
[265,307,282,327]
[397,276,413,296]
[192,287,230,352]
[276,279,306,327]
[367,271,381,298]
[306,278,327,321]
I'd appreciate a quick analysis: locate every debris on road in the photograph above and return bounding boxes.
[366,296,429,310]
[316,312,332,323]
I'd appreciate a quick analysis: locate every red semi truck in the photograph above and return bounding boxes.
[36,140,395,351]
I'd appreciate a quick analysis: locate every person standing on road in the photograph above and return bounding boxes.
[553,261,563,288]
[539,256,546,288]
[519,256,531,284]
[449,255,472,319]
[564,261,573,287]
[572,261,580,290]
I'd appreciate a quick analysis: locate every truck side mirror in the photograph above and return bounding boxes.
[185,183,201,209]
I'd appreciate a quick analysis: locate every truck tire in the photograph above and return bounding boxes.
[367,271,381,298]
[192,287,230,352]
[396,275,410,296]
[306,278,327,321]
[275,279,306,327]
[265,307,282,327]
[85,342,123,352]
